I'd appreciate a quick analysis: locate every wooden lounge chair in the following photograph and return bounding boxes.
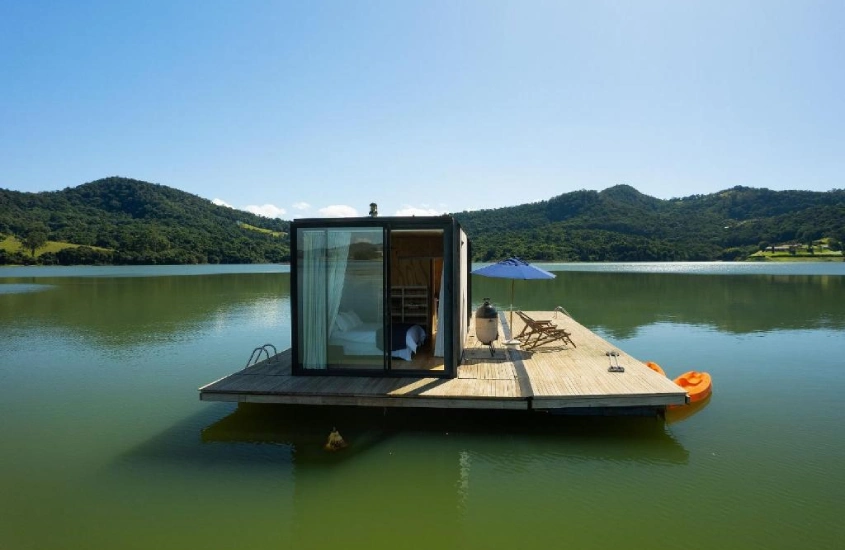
[513,310,576,350]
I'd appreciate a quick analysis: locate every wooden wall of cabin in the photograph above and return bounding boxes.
[390,234,443,334]
[390,258,430,287]
[390,234,442,285]
[431,257,443,339]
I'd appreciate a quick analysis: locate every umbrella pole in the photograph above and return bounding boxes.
[509,279,515,335]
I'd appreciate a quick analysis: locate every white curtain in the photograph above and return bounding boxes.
[326,230,351,338]
[300,229,351,369]
[301,231,327,369]
[434,267,445,357]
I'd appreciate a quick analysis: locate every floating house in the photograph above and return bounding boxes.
[200,214,689,414]
[290,215,470,378]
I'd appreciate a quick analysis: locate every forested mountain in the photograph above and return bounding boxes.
[1,177,842,265]
[453,185,845,261]
[0,177,290,265]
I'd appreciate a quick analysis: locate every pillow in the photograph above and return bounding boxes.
[335,313,353,332]
[344,310,363,328]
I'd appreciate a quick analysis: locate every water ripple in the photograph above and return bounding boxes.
[0,283,55,295]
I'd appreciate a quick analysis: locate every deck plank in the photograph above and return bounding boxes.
[199,311,688,410]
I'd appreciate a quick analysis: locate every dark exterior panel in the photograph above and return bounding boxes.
[290,215,469,379]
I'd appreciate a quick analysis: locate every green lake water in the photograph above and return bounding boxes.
[1,263,843,549]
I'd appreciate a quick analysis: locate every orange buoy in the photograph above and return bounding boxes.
[673,370,712,403]
[644,361,666,376]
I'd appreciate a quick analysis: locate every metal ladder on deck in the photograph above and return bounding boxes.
[245,343,278,368]
[553,305,573,319]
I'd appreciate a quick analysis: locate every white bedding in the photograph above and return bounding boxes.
[330,322,426,361]
[331,323,382,345]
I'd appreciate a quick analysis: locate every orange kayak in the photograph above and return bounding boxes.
[673,371,712,403]
[645,361,666,376]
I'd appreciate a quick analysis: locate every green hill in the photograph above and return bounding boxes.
[454,185,845,261]
[1,235,111,257]
[0,177,290,265]
[1,178,842,265]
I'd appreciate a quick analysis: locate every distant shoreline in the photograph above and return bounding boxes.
[2,257,842,270]
[748,257,843,262]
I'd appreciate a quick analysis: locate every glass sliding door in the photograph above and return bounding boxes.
[388,228,446,372]
[296,227,385,372]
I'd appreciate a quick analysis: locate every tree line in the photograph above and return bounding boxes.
[454,185,844,262]
[0,177,290,265]
[2,178,843,265]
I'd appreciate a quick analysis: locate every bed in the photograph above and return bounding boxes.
[329,311,426,361]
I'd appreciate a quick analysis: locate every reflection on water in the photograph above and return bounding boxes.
[473,271,845,338]
[0,283,55,294]
[201,404,690,466]
[113,406,294,471]
[665,395,713,424]
[529,261,845,276]
[0,263,289,278]
[107,401,689,549]
[1,264,844,550]
[195,404,691,549]
[0,272,290,347]
[4,267,843,347]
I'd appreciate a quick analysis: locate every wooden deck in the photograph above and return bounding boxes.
[199,311,689,412]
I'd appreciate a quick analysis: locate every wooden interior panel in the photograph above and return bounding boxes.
[391,258,430,287]
[390,233,445,336]
[391,234,443,259]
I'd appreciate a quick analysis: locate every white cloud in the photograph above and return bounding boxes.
[292,201,311,211]
[318,205,359,217]
[394,204,445,216]
[244,204,287,218]
[212,198,287,218]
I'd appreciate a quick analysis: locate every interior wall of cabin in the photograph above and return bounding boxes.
[431,256,443,341]
[390,233,443,335]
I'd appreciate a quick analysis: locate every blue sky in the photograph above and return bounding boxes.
[1,1,842,219]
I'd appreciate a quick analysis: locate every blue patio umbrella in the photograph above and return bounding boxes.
[471,257,556,337]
